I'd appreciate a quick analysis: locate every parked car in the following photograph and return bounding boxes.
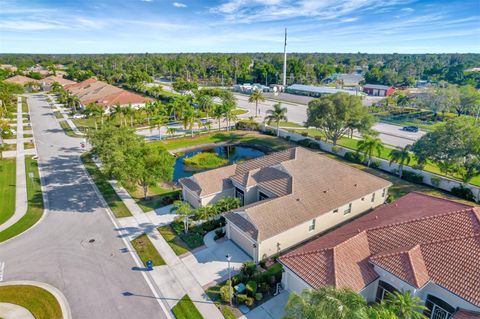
[402,125,419,132]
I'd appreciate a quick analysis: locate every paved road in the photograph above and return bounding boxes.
[1,94,167,319]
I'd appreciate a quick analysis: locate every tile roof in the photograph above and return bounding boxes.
[41,75,75,86]
[4,75,39,85]
[280,192,480,306]
[453,309,480,319]
[182,147,391,241]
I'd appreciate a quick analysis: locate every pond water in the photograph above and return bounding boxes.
[173,145,265,181]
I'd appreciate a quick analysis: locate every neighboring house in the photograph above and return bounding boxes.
[4,75,39,86]
[0,64,18,72]
[64,78,151,109]
[40,75,76,91]
[363,84,395,96]
[179,147,391,262]
[279,192,480,319]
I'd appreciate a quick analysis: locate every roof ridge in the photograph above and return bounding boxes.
[332,246,339,287]
[406,245,428,287]
[418,233,480,247]
[367,207,476,232]
[370,244,418,260]
[281,246,334,260]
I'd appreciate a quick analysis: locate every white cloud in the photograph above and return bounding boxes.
[341,17,359,23]
[173,2,187,8]
[401,7,415,12]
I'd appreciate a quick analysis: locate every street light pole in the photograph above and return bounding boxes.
[226,254,232,306]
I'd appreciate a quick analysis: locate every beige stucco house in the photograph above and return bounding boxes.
[179,147,391,262]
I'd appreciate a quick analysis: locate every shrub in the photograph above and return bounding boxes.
[331,146,340,153]
[297,138,320,150]
[451,185,476,202]
[258,282,269,293]
[214,228,226,240]
[344,151,364,164]
[246,281,257,296]
[370,160,381,169]
[220,283,233,303]
[264,129,276,136]
[245,297,254,307]
[237,294,248,304]
[301,132,308,137]
[236,120,259,131]
[241,261,257,279]
[430,176,441,187]
[401,170,424,184]
[221,307,236,319]
[259,259,266,269]
[231,275,241,286]
[255,293,263,301]
[314,136,321,141]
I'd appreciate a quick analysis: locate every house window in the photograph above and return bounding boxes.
[333,209,339,213]
[382,188,386,197]
[308,219,316,231]
[424,295,455,319]
[258,191,269,201]
[235,187,244,206]
[375,281,398,303]
[371,192,376,202]
[344,203,352,215]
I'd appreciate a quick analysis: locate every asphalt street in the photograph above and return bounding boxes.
[1,94,167,319]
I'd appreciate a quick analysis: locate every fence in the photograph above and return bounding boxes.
[260,124,480,203]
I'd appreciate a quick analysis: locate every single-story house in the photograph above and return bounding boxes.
[279,192,480,319]
[179,147,391,262]
[40,75,76,91]
[363,84,395,96]
[286,84,361,97]
[4,75,39,86]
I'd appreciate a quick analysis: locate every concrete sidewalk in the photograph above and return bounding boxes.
[108,180,224,319]
[0,97,28,232]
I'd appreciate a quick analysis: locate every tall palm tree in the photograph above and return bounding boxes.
[197,94,214,120]
[85,103,104,130]
[383,291,427,319]
[110,104,123,126]
[67,94,81,114]
[389,145,412,178]
[170,200,193,233]
[264,102,288,136]
[248,89,265,117]
[212,104,225,131]
[166,127,176,137]
[357,135,384,167]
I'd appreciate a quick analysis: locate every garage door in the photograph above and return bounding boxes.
[229,224,255,259]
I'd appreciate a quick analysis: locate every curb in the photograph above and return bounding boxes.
[0,280,72,319]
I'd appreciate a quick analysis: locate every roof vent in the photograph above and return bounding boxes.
[296,198,300,201]
[354,183,358,187]
[357,228,361,233]
[375,216,379,220]
[323,190,328,193]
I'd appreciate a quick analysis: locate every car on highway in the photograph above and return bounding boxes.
[402,125,419,132]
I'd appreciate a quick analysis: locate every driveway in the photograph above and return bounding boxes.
[182,231,251,287]
[241,291,290,319]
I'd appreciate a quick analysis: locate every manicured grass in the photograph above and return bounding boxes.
[53,111,63,119]
[59,120,82,138]
[3,144,16,151]
[157,131,293,152]
[130,185,181,213]
[22,97,28,113]
[131,234,165,266]
[221,306,237,319]
[172,295,204,319]
[232,108,248,116]
[278,121,304,128]
[158,225,190,256]
[0,285,62,319]
[0,159,16,225]
[184,152,229,169]
[24,142,35,149]
[81,153,132,218]
[23,125,31,130]
[0,157,44,243]
[23,133,33,138]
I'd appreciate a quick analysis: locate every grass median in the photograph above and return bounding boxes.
[172,294,204,319]
[131,233,165,266]
[0,285,62,319]
[81,153,132,218]
[59,120,83,138]
[0,159,16,225]
[0,156,44,243]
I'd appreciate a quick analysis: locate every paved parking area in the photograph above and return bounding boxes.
[182,232,251,287]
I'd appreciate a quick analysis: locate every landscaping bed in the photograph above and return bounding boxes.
[172,294,204,319]
[131,234,165,266]
[0,285,62,319]
[0,159,16,225]
[81,153,132,218]
[0,156,44,243]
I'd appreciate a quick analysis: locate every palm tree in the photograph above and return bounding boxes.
[167,127,176,137]
[212,104,225,131]
[248,89,265,117]
[383,291,427,319]
[152,115,168,140]
[51,82,62,93]
[170,200,193,233]
[264,102,288,136]
[197,94,214,120]
[85,103,104,130]
[67,94,81,114]
[357,135,384,167]
[182,104,197,137]
[110,104,123,126]
[389,145,412,178]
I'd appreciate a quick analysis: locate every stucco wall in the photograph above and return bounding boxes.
[282,266,312,294]
[183,187,201,208]
[201,188,235,206]
[260,124,480,203]
[257,189,388,260]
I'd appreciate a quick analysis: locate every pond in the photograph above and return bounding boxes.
[173,145,265,181]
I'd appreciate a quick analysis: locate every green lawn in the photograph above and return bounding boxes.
[3,143,16,151]
[157,131,293,152]
[172,295,204,319]
[278,121,304,128]
[59,120,82,138]
[131,234,165,266]
[53,111,63,119]
[0,157,44,243]
[0,285,62,319]
[23,133,33,138]
[81,153,132,218]
[24,142,35,149]
[128,184,181,213]
[184,152,229,169]
[232,108,249,116]
[22,97,28,113]
[0,159,16,225]
[158,225,190,256]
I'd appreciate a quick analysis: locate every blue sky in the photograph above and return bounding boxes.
[1,0,479,53]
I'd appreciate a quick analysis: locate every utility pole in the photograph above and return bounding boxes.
[282,28,287,89]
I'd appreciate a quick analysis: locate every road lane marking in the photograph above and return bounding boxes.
[0,262,5,281]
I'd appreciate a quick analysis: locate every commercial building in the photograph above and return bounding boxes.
[363,84,395,96]
[279,192,480,319]
[286,84,361,97]
[179,147,391,262]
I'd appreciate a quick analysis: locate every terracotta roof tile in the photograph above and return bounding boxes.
[4,75,39,85]
[453,309,480,319]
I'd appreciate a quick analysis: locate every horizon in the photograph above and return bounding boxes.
[1,0,479,54]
